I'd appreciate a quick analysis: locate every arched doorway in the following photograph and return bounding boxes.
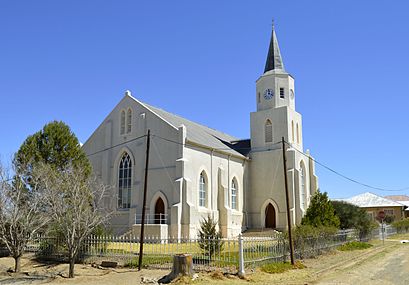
[154,197,165,224]
[265,203,276,228]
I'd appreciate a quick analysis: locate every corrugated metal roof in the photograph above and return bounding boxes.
[343,192,405,208]
[384,195,409,201]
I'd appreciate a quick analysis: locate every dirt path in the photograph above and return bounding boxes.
[314,241,409,285]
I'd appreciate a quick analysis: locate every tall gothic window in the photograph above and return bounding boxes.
[118,152,132,209]
[300,163,306,210]
[199,172,206,207]
[120,110,125,135]
[231,179,237,210]
[127,108,132,133]
[296,123,300,144]
[265,119,273,143]
[291,121,295,142]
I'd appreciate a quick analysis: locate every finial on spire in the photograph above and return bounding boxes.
[271,18,275,29]
[264,20,285,73]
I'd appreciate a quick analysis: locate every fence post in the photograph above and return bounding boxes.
[238,233,245,278]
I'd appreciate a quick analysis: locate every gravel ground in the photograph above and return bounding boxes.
[314,241,409,285]
[0,239,408,285]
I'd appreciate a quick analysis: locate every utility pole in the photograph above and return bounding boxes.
[281,137,295,265]
[138,129,151,271]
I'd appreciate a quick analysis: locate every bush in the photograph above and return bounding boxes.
[302,191,340,228]
[198,216,224,257]
[288,225,338,258]
[331,200,377,241]
[392,218,409,233]
[338,241,372,251]
[383,215,395,224]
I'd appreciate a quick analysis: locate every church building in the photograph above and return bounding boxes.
[82,25,319,238]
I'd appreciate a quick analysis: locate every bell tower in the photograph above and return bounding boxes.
[251,23,302,150]
[247,23,318,231]
[256,24,295,111]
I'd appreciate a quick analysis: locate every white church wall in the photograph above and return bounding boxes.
[182,143,245,238]
[83,96,182,235]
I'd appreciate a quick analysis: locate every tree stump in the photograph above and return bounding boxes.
[158,254,193,284]
[171,254,193,277]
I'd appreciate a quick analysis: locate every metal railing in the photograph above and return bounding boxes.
[23,230,357,274]
[135,213,168,224]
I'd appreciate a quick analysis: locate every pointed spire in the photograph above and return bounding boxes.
[264,21,285,73]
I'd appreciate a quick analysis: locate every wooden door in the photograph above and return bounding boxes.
[154,198,165,224]
[265,203,276,228]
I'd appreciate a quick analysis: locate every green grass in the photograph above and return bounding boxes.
[338,241,373,251]
[124,255,174,268]
[261,261,305,274]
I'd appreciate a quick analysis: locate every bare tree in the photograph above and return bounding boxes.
[35,163,111,278]
[0,161,50,272]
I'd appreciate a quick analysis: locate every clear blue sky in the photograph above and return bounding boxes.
[1,1,409,199]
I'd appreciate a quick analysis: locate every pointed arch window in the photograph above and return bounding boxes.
[118,152,132,209]
[120,110,126,135]
[199,172,207,207]
[296,123,300,144]
[300,162,306,210]
[291,121,295,142]
[231,179,237,210]
[127,108,132,134]
[265,120,273,143]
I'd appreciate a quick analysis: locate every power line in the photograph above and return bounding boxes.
[86,134,147,157]
[284,140,409,192]
[153,133,409,192]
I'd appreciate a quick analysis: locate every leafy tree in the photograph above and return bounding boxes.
[0,161,50,272]
[331,200,377,240]
[34,163,110,278]
[301,191,340,228]
[198,216,224,257]
[15,120,91,180]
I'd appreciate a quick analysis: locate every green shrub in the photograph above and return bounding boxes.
[383,215,395,224]
[392,218,409,233]
[198,216,224,257]
[302,191,340,228]
[338,241,372,251]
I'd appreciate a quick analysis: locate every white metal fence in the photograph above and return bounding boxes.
[20,230,359,274]
[135,213,168,224]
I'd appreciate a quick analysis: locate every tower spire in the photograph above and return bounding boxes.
[264,21,285,73]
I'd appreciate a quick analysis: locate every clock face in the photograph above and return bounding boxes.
[290,89,295,99]
[263,89,274,100]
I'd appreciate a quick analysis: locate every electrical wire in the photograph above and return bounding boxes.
[86,134,147,157]
[284,140,409,192]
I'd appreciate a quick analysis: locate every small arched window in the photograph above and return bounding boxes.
[300,162,306,210]
[199,172,207,207]
[120,110,126,135]
[127,108,132,134]
[265,120,273,143]
[231,179,237,210]
[296,123,300,144]
[291,121,295,142]
[118,152,132,209]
